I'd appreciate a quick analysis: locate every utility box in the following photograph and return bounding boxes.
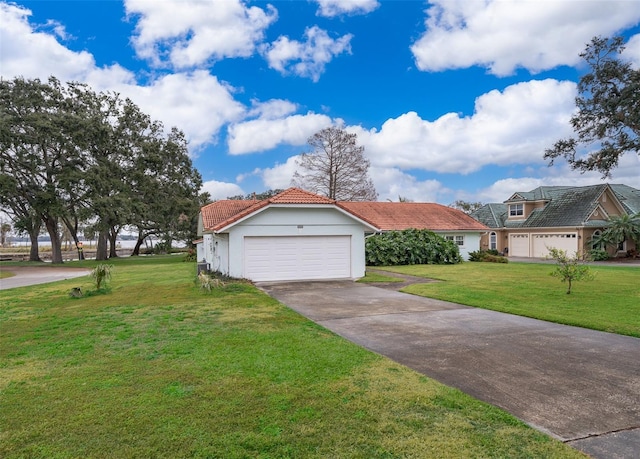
[197,262,210,275]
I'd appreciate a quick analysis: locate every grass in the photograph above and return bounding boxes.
[0,270,15,279]
[375,262,640,337]
[357,271,404,283]
[0,256,583,458]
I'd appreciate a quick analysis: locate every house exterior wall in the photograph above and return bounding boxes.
[436,231,482,260]
[210,207,369,280]
[479,230,508,254]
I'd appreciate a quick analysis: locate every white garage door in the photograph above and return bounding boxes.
[244,236,351,282]
[532,233,578,258]
[509,234,530,257]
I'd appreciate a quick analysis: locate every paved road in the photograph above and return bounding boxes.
[0,266,91,290]
[259,280,640,459]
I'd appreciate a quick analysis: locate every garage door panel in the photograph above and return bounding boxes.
[509,234,529,257]
[244,236,351,281]
[532,234,578,258]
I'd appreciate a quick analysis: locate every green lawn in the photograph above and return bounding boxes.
[0,256,583,458]
[377,262,640,337]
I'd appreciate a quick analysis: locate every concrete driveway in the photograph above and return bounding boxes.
[0,266,91,290]
[259,280,640,459]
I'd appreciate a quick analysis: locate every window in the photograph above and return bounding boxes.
[509,203,524,216]
[445,235,464,246]
[490,232,497,251]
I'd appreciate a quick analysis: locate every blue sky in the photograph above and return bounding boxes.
[1,0,639,204]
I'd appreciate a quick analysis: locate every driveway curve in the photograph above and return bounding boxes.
[0,266,91,290]
[259,280,640,459]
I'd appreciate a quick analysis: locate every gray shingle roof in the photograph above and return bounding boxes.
[611,184,640,214]
[470,203,506,228]
[471,183,639,229]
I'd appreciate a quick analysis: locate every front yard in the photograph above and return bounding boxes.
[0,256,583,458]
[374,261,640,337]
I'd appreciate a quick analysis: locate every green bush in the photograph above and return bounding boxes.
[483,254,508,263]
[468,249,507,263]
[365,229,461,266]
[588,249,609,261]
[91,263,113,290]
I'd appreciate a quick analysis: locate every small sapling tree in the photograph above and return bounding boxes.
[547,248,593,294]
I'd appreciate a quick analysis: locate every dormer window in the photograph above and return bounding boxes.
[509,203,524,217]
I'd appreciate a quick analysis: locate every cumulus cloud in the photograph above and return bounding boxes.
[0,3,98,81]
[0,4,245,151]
[262,26,352,81]
[227,113,332,155]
[201,180,245,201]
[315,0,380,17]
[246,99,298,119]
[369,167,448,202]
[623,33,640,69]
[411,0,640,76]
[125,0,277,68]
[112,71,245,149]
[351,79,576,174]
[258,156,302,189]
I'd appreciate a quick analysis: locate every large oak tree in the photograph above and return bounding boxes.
[545,36,640,176]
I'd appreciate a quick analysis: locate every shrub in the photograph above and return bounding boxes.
[469,250,508,263]
[91,264,113,290]
[183,248,197,262]
[483,254,508,263]
[197,271,225,291]
[365,229,461,266]
[547,248,594,294]
[588,249,609,261]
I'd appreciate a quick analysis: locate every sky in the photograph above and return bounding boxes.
[1,0,639,205]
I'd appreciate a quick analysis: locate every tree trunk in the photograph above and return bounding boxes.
[131,230,147,256]
[28,228,41,262]
[43,215,63,264]
[108,228,118,258]
[96,230,108,260]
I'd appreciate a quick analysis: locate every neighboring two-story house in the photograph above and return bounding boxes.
[470,184,640,258]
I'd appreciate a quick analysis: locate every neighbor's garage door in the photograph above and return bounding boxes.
[244,236,351,282]
[532,233,578,258]
[509,234,530,257]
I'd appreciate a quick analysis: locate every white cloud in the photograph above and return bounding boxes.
[262,26,352,82]
[201,180,244,201]
[369,167,447,202]
[125,0,277,68]
[246,99,298,119]
[259,156,302,189]
[623,33,640,69]
[0,4,245,152]
[411,0,640,76]
[0,3,97,81]
[351,79,576,174]
[111,71,245,149]
[315,0,380,17]
[227,113,332,155]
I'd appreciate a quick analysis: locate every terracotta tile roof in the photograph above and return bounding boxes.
[268,187,336,204]
[201,188,339,231]
[201,188,487,233]
[339,202,489,231]
[201,199,262,231]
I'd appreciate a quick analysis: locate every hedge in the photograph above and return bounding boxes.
[365,229,462,266]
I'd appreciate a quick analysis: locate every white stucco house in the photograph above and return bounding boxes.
[196,188,488,282]
[196,188,378,282]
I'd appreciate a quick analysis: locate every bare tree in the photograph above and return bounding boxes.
[292,127,377,201]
